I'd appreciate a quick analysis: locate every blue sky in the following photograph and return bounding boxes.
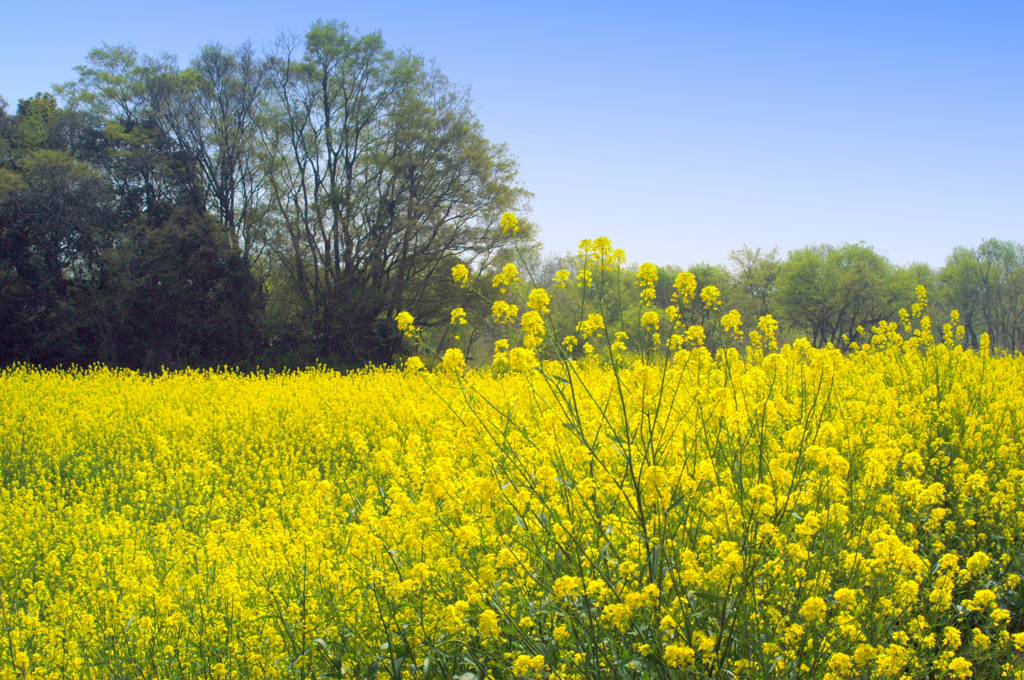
[2,0,1021,269]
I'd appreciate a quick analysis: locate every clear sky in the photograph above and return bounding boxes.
[2,0,1021,269]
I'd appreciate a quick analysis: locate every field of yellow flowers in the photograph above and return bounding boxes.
[2,231,1024,680]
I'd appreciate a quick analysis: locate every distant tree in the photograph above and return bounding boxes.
[940,240,1024,352]
[3,22,532,370]
[0,96,10,167]
[979,240,1024,353]
[777,243,903,348]
[939,247,987,348]
[728,245,780,320]
[10,93,58,155]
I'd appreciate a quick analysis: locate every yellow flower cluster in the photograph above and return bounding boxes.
[700,284,722,309]
[576,313,605,339]
[500,211,519,235]
[636,262,659,304]
[527,288,550,314]
[492,299,519,324]
[492,262,520,294]
[452,263,470,287]
[673,271,697,304]
[577,237,626,270]
[395,310,417,336]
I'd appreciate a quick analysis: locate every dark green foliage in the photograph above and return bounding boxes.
[87,209,261,370]
[0,149,111,365]
[0,75,261,369]
[939,240,1024,352]
[776,243,906,348]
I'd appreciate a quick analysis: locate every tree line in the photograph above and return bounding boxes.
[0,21,530,370]
[2,21,1021,370]
[718,239,1024,352]
[399,233,1024,373]
[431,238,1024,367]
[702,239,1023,352]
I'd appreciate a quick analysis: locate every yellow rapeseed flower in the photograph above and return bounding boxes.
[721,309,743,336]
[700,285,722,309]
[948,656,973,679]
[800,596,827,623]
[500,212,519,234]
[527,288,550,314]
[452,263,470,286]
[492,262,520,293]
[641,310,660,332]
[664,644,695,668]
[673,271,697,304]
[442,348,466,373]
[396,311,415,334]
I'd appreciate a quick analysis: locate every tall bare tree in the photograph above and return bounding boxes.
[149,42,270,266]
[262,20,529,364]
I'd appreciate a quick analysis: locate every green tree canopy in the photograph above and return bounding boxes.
[940,239,1024,352]
[777,242,904,348]
[262,20,531,365]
